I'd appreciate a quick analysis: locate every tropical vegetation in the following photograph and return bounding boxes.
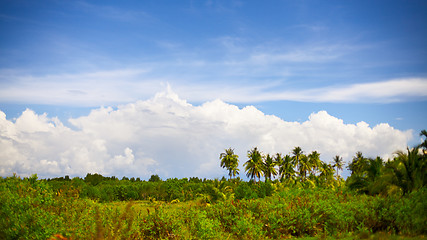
[0,130,426,239]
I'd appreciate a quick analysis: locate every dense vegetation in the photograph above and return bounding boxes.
[1,130,426,239]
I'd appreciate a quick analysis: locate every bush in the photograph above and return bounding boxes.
[195,211,222,239]
[1,175,425,239]
[234,182,257,200]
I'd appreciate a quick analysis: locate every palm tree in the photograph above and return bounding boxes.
[367,156,383,182]
[318,162,335,186]
[308,151,321,177]
[364,156,386,195]
[244,147,264,183]
[348,151,368,176]
[389,147,426,194]
[220,148,239,179]
[278,154,296,183]
[346,152,370,193]
[292,146,303,166]
[263,154,277,182]
[332,155,343,179]
[419,129,427,155]
[273,153,283,169]
[298,155,310,181]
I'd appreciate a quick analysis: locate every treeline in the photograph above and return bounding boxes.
[220,129,427,196]
[45,173,275,203]
[221,146,338,187]
[29,129,427,202]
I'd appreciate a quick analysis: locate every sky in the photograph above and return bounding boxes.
[0,0,426,180]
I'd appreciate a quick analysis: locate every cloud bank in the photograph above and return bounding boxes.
[0,89,412,179]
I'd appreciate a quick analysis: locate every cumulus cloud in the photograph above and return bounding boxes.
[0,89,412,179]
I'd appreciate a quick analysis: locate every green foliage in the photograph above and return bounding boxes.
[0,174,100,239]
[263,153,277,181]
[148,174,161,182]
[1,175,426,239]
[234,182,258,200]
[346,145,426,195]
[220,148,240,179]
[194,210,222,239]
[278,154,296,183]
[2,130,426,239]
[234,181,274,200]
[244,147,264,182]
[332,155,344,179]
[392,187,427,235]
[84,173,108,186]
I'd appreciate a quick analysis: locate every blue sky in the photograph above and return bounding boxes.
[0,0,426,179]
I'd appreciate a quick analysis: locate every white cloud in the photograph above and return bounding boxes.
[169,78,427,104]
[0,68,160,106]
[1,66,425,106]
[0,89,412,179]
[307,78,427,103]
[245,42,368,66]
[209,77,427,103]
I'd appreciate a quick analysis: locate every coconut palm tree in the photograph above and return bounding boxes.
[292,146,304,179]
[298,155,310,181]
[348,151,368,176]
[367,156,384,182]
[263,154,277,182]
[244,147,264,183]
[364,156,387,195]
[219,148,239,179]
[332,155,343,179]
[292,146,303,166]
[273,153,283,169]
[419,129,427,155]
[318,161,335,186]
[278,154,296,183]
[308,151,321,177]
[388,147,426,194]
[346,152,370,193]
